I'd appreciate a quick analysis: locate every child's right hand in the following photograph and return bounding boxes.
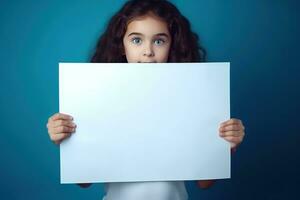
[47,113,92,188]
[46,113,76,145]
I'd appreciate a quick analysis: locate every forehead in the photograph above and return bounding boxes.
[126,14,170,35]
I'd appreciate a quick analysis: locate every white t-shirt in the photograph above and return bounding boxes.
[103,181,188,200]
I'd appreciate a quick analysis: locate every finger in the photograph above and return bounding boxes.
[51,126,76,135]
[219,124,244,132]
[50,113,73,122]
[52,120,76,129]
[50,133,72,143]
[223,136,243,144]
[220,130,244,137]
[220,120,244,130]
[47,119,70,129]
[220,118,242,126]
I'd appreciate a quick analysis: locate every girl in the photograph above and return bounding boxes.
[47,0,245,199]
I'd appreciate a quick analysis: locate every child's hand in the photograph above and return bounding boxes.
[46,113,76,145]
[219,118,245,149]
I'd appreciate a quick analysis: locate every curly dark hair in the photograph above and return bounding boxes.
[91,0,206,63]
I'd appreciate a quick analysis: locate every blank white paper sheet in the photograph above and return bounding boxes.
[59,62,231,184]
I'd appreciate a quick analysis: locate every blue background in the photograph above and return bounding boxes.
[0,0,299,199]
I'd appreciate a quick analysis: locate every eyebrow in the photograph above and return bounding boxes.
[127,32,169,38]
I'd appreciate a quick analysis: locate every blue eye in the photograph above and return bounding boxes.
[154,39,165,46]
[131,37,142,45]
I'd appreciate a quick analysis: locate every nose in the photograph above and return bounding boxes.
[143,42,154,57]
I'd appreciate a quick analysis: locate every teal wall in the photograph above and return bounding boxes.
[0,0,299,199]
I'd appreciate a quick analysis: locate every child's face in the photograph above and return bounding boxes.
[123,14,171,63]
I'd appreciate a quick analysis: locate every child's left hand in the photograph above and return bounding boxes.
[219,118,245,149]
[197,118,245,189]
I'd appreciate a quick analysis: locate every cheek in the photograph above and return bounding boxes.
[155,46,171,62]
[124,44,139,62]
